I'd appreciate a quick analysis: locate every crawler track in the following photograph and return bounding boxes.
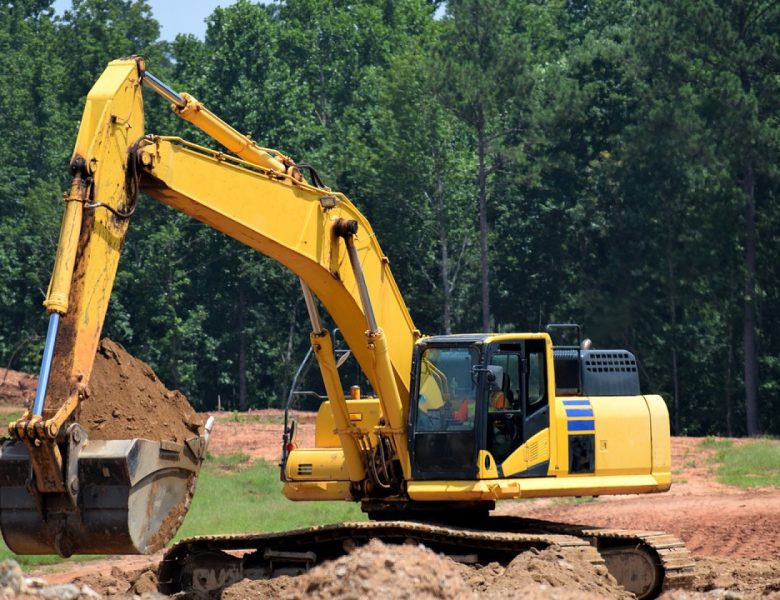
[157,518,695,599]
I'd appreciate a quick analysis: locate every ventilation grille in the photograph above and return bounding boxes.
[527,440,540,463]
[297,464,313,476]
[584,352,637,373]
[526,436,549,464]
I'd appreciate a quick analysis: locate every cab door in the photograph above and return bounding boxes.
[484,339,550,477]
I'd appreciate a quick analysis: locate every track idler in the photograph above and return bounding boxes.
[0,417,213,556]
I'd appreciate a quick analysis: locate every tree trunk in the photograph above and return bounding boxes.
[440,225,452,335]
[724,318,734,437]
[238,287,248,412]
[280,302,298,408]
[477,113,490,332]
[435,168,453,334]
[742,160,759,435]
[666,244,680,434]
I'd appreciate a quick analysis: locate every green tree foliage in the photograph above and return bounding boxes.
[361,35,478,335]
[438,0,534,331]
[2,0,779,436]
[0,1,69,368]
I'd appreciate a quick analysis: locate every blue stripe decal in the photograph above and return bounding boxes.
[562,400,590,406]
[565,408,594,418]
[567,419,595,432]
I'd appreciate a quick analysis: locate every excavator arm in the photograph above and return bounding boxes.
[1,57,418,556]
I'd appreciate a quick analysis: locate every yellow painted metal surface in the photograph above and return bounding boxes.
[309,330,365,481]
[283,480,352,501]
[34,59,675,512]
[174,92,296,178]
[407,473,669,501]
[315,399,382,448]
[499,428,550,478]
[43,59,143,424]
[478,450,499,479]
[43,175,86,314]
[646,394,672,490]
[590,395,653,476]
[285,448,350,481]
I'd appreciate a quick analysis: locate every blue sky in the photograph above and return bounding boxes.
[52,0,241,41]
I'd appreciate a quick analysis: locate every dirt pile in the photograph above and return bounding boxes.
[78,339,203,443]
[665,555,780,599]
[71,565,161,598]
[0,558,104,599]
[455,545,632,599]
[222,539,631,600]
[0,369,36,407]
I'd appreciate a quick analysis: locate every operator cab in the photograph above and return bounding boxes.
[408,334,550,480]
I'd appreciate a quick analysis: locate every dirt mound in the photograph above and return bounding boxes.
[0,558,103,599]
[223,539,478,600]
[676,555,780,598]
[459,545,631,599]
[222,539,631,600]
[0,369,36,407]
[78,339,203,443]
[71,565,159,597]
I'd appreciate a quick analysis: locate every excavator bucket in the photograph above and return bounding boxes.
[0,418,212,556]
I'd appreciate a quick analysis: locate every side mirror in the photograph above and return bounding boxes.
[486,365,503,392]
[473,365,504,391]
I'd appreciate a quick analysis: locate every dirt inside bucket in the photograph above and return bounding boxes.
[78,339,203,443]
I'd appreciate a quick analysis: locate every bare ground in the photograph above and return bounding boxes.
[23,411,780,598]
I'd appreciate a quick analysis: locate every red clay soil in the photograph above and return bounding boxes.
[205,409,316,461]
[0,369,36,407]
[78,339,203,443]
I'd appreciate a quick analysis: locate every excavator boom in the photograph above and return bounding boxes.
[0,57,418,555]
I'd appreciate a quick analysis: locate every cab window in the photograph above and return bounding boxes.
[415,346,478,432]
[488,353,519,411]
[528,350,545,409]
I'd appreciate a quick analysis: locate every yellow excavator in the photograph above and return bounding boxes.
[0,58,694,598]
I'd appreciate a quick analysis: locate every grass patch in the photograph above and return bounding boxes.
[699,436,733,450]
[0,544,98,567]
[174,457,364,540]
[0,551,79,567]
[707,439,780,488]
[542,495,599,507]
[1,410,25,423]
[208,451,252,473]
[0,411,26,441]
[222,412,285,425]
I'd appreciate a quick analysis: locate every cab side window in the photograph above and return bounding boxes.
[527,349,546,413]
[488,353,519,411]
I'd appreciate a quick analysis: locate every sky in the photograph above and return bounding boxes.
[52,0,241,41]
